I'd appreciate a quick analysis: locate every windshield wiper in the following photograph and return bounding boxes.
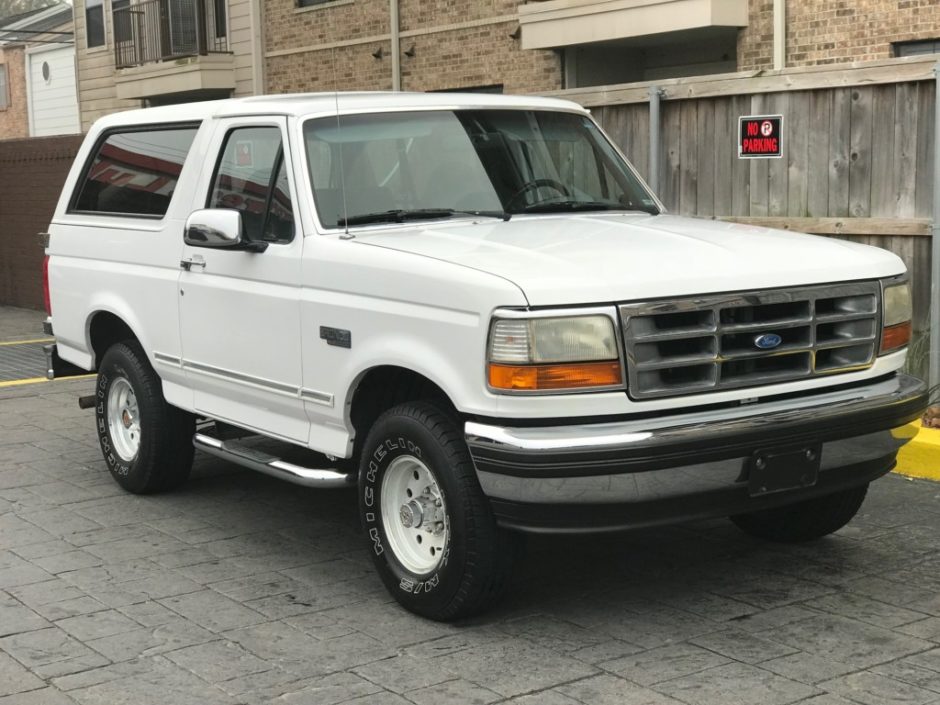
[514,200,660,216]
[338,208,510,227]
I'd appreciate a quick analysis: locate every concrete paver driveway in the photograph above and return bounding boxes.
[1,316,939,704]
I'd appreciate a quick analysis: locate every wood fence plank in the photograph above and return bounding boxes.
[828,88,851,217]
[679,100,699,214]
[714,98,734,215]
[915,81,934,218]
[807,90,831,217]
[849,86,873,218]
[731,94,751,216]
[661,101,681,211]
[715,216,930,236]
[749,94,770,216]
[894,82,918,218]
[768,92,789,216]
[911,236,931,333]
[632,103,650,183]
[870,84,898,217]
[787,91,810,217]
[696,99,716,216]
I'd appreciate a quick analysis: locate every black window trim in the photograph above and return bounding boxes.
[68,121,203,220]
[205,124,296,245]
[85,0,106,49]
[893,39,940,57]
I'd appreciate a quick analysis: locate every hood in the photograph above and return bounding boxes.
[351,213,904,306]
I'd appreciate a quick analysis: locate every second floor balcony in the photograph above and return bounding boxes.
[112,0,235,100]
[113,0,228,69]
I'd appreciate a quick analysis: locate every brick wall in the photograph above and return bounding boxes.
[738,0,940,71]
[0,135,83,309]
[264,0,561,95]
[0,45,28,141]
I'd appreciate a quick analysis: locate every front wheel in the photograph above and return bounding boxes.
[358,401,514,621]
[95,340,195,494]
[730,484,869,542]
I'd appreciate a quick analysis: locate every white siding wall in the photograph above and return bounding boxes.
[27,47,81,136]
[229,0,256,97]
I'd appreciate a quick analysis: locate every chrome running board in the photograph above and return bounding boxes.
[193,433,353,489]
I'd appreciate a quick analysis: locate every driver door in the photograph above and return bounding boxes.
[178,117,308,442]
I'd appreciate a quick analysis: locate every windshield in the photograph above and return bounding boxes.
[303,109,658,228]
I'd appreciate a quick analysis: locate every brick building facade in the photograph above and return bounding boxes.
[0,45,28,140]
[739,0,940,71]
[264,0,561,94]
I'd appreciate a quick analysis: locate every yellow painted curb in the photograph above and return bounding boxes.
[0,338,54,346]
[0,374,95,389]
[895,420,940,482]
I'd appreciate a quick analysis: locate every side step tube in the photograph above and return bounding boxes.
[193,433,354,489]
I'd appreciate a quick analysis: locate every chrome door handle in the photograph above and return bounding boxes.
[180,258,206,271]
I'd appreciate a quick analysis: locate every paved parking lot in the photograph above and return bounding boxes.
[2,310,940,705]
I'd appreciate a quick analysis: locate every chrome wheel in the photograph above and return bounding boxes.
[380,455,449,574]
[107,376,140,462]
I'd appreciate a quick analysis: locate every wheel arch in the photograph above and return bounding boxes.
[346,365,460,461]
[86,308,146,370]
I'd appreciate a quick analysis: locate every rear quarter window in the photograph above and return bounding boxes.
[70,124,200,218]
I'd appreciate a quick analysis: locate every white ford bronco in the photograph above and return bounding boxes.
[44,93,926,620]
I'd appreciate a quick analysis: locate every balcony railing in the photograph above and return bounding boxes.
[114,0,228,70]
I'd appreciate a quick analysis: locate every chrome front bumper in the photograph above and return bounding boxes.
[465,374,926,533]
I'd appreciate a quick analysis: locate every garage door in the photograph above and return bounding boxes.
[27,46,80,137]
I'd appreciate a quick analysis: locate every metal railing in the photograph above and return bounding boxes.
[114,0,228,70]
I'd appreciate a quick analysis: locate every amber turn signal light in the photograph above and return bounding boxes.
[488,361,623,391]
[880,321,912,353]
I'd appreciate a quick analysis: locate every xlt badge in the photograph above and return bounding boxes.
[320,326,352,349]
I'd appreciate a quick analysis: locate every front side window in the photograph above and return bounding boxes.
[208,126,295,244]
[86,0,105,48]
[72,125,199,216]
[303,109,657,228]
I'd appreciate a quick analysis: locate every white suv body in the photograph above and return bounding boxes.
[45,93,926,620]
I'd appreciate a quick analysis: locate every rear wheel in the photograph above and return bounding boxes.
[95,341,195,493]
[358,401,514,621]
[730,484,869,542]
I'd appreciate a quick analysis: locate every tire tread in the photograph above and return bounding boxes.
[731,484,869,542]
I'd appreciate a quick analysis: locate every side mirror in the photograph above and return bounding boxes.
[184,209,267,252]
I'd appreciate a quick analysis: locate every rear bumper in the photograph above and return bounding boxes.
[42,320,86,380]
[465,373,926,533]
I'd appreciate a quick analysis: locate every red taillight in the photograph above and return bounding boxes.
[43,255,52,314]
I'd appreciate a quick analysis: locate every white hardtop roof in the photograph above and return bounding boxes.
[92,92,589,130]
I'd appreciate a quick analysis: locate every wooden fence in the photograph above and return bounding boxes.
[554,57,936,364]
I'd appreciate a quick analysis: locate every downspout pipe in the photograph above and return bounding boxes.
[930,61,940,390]
[390,0,401,91]
[773,0,786,70]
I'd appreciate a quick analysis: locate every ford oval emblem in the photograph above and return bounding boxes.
[754,333,783,350]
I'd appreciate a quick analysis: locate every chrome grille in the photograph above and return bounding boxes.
[620,282,881,399]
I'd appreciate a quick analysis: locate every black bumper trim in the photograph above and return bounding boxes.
[491,455,895,534]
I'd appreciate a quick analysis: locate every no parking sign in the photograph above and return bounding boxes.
[738,115,783,158]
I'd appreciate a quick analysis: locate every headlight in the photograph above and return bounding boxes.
[880,281,912,354]
[487,314,623,392]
